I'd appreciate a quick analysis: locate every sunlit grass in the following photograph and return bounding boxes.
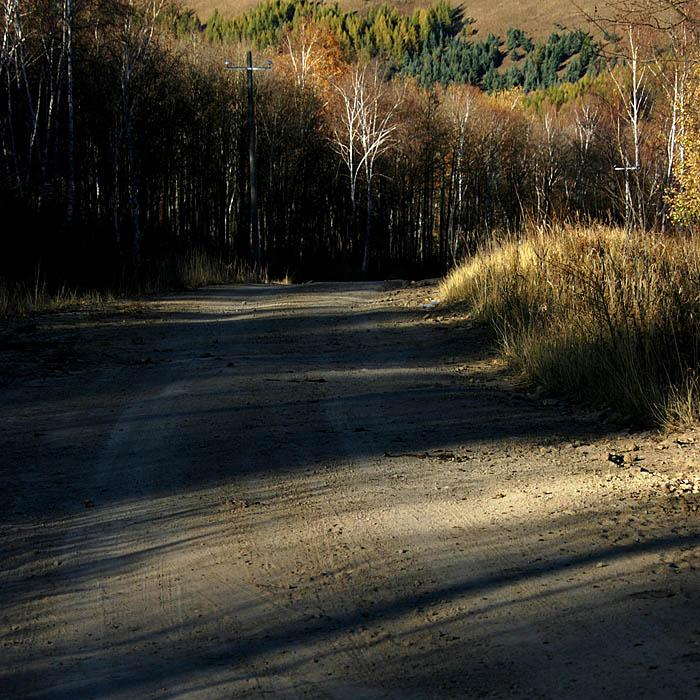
[0,270,113,318]
[148,251,263,291]
[167,251,289,287]
[0,252,276,319]
[439,223,700,429]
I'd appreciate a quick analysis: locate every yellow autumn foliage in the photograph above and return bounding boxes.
[671,66,700,226]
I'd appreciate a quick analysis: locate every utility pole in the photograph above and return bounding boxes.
[226,53,272,270]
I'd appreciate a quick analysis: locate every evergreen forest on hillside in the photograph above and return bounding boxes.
[187,0,603,92]
[2,0,700,290]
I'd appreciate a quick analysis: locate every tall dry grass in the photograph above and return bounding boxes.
[439,224,700,429]
[1,251,276,319]
[150,250,279,290]
[0,268,112,318]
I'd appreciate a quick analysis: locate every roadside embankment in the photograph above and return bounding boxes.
[439,224,700,430]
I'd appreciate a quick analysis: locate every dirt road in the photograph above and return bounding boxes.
[2,281,700,699]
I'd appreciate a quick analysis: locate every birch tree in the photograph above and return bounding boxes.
[332,64,401,271]
[1,0,22,188]
[440,84,474,262]
[106,0,164,261]
[285,24,321,93]
[606,24,647,232]
[64,0,74,221]
[585,0,700,231]
[331,68,361,263]
[1,0,77,215]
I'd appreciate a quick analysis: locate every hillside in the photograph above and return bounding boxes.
[185,0,600,40]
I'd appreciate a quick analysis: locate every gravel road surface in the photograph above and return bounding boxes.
[2,281,700,699]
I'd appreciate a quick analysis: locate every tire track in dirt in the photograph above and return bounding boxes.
[2,281,700,699]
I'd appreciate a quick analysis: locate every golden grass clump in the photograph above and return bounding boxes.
[170,251,278,288]
[0,270,111,318]
[0,253,273,319]
[174,250,236,288]
[439,224,700,428]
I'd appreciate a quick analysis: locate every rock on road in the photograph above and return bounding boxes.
[1,281,700,699]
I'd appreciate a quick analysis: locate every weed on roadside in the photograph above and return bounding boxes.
[440,224,700,428]
[0,251,269,320]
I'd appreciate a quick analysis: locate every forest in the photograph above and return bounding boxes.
[1,0,700,290]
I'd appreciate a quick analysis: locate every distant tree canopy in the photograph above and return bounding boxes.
[197,0,459,61]
[402,26,600,91]
[2,0,698,291]
[164,0,602,92]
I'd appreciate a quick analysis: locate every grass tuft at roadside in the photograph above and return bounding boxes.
[0,270,114,319]
[439,223,700,430]
[0,251,278,320]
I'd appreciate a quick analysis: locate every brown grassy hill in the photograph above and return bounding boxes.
[185,0,600,40]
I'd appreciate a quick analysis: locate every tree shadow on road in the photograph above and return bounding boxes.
[3,282,698,699]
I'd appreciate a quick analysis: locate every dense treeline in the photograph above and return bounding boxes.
[173,0,601,92]
[401,25,601,91]
[200,0,459,62]
[1,0,698,289]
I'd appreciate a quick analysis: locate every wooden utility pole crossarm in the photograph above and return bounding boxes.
[226,52,272,270]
